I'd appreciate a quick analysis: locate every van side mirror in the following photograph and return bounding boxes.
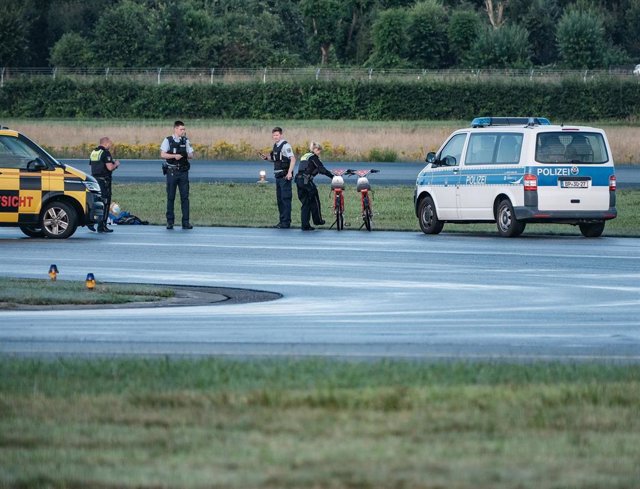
[27,157,47,171]
[425,152,436,164]
[442,155,457,166]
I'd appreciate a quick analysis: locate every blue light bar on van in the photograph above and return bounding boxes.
[471,117,551,128]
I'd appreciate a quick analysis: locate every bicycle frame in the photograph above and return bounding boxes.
[330,169,346,231]
[347,169,378,231]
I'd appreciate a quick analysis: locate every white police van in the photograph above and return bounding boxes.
[414,117,617,237]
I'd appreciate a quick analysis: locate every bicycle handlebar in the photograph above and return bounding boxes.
[344,169,380,177]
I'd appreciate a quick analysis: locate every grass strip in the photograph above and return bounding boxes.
[1,358,639,488]
[0,278,174,307]
[113,183,640,236]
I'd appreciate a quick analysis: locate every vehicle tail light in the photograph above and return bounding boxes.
[609,175,616,191]
[524,173,537,191]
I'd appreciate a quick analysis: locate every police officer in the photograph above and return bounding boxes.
[89,137,120,233]
[260,126,296,228]
[295,141,333,231]
[160,120,194,230]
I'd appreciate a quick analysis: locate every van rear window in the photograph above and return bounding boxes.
[536,132,609,164]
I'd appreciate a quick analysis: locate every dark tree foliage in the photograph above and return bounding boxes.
[366,8,411,67]
[522,0,560,66]
[447,8,482,66]
[0,10,30,66]
[2,0,638,69]
[556,8,606,68]
[620,0,640,60]
[407,1,449,69]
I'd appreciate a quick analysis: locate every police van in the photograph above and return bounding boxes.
[0,126,104,238]
[414,117,617,237]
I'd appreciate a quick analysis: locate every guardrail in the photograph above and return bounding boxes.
[1,67,639,87]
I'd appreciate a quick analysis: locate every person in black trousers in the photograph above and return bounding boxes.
[260,126,296,228]
[295,141,333,231]
[160,120,195,229]
[89,137,120,233]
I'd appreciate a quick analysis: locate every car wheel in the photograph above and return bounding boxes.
[496,199,525,237]
[41,201,78,239]
[19,225,45,238]
[579,221,605,238]
[418,196,444,235]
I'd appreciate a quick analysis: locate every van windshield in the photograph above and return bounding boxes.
[536,132,609,164]
[0,134,57,169]
[0,135,43,169]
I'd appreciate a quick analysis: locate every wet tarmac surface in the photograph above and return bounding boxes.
[1,225,639,361]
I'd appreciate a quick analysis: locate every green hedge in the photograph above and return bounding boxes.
[1,78,639,120]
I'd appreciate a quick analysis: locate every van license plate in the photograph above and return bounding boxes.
[561,180,588,188]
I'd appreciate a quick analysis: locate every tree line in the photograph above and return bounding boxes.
[1,0,639,70]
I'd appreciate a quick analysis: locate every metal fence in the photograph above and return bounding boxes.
[1,66,639,87]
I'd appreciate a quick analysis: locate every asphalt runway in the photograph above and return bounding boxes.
[1,225,639,361]
[63,159,425,186]
[61,159,640,188]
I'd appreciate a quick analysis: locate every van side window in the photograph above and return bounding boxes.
[495,135,522,164]
[466,133,522,165]
[0,136,42,169]
[439,133,466,166]
[466,134,495,164]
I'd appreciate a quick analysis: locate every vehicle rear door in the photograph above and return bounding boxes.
[534,130,613,212]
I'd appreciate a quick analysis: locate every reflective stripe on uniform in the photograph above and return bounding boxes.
[90,149,104,162]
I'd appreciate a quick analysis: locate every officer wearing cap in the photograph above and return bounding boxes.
[160,120,195,230]
[295,141,333,231]
[89,137,120,233]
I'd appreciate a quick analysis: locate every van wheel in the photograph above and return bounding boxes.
[41,201,78,239]
[19,225,45,238]
[418,196,444,235]
[496,199,525,237]
[579,221,605,238]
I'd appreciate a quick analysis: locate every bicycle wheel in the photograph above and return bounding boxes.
[335,194,344,231]
[363,195,372,231]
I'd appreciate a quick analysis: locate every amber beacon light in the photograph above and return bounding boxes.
[48,264,59,281]
[85,273,96,290]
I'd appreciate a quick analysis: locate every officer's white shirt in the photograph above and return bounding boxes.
[160,135,194,155]
[276,140,294,160]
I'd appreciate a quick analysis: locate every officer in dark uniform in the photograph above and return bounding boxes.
[89,137,120,233]
[260,126,296,228]
[160,120,194,230]
[295,141,333,231]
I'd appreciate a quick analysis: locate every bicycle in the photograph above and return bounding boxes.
[330,169,346,231]
[345,169,379,231]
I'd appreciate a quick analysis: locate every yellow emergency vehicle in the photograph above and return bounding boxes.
[0,126,104,238]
